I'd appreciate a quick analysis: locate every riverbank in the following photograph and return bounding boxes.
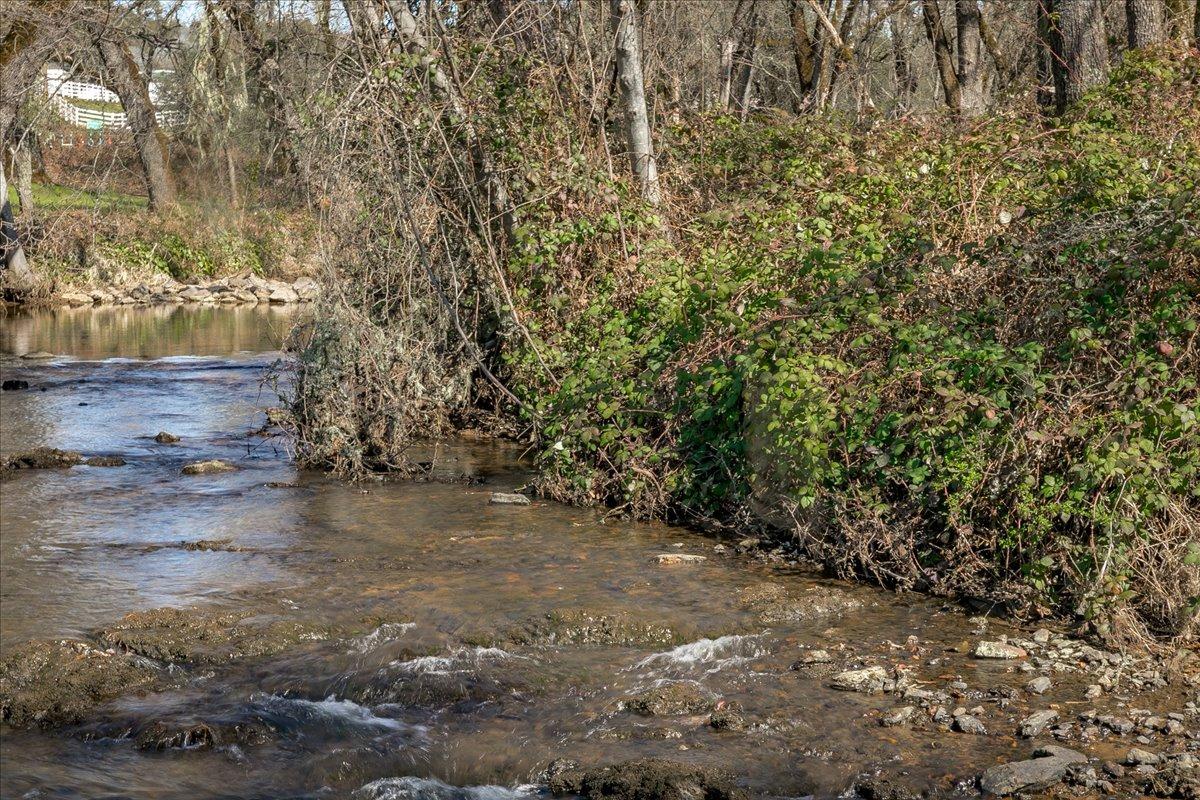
[291,47,1200,651]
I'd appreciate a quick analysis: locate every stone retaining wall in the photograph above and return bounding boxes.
[54,275,319,307]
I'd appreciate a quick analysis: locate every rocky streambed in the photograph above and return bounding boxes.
[1,306,1197,800]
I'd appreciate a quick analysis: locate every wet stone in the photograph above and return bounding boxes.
[708,705,745,731]
[624,682,713,716]
[738,583,863,625]
[2,448,83,472]
[154,431,181,443]
[2,379,29,390]
[881,706,918,727]
[655,553,707,565]
[99,607,328,664]
[831,665,889,694]
[181,459,237,475]
[547,758,744,800]
[83,456,126,467]
[953,714,987,735]
[973,641,1027,659]
[489,491,530,505]
[1026,676,1052,695]
[0,639,159,729]
[1019,710,1059,738]
[132,719,273,751]
[979,745,1087,796]
[490,608,681,648]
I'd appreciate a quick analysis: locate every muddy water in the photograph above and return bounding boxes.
[0,307,1185,800]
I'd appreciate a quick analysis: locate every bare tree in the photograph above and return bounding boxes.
[888,14,918,113]
[610,0,660,205]
[82,8,177,211]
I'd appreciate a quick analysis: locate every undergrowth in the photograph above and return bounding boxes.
[500,49,1200,644]
[293,48,1199,644]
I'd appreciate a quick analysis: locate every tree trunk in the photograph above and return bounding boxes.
[956,0,986,115]
[12,139,33,216]
[94,31,177,211]
[1051,0,1109,112]
[789,0,818,102]
[1126,0,1166,48]
[888,16,917,113]
[1035,0,1056,108]
[922,0,962,113]
[729,0,760,115]
[609,0,660,205]
[0,169,33,288]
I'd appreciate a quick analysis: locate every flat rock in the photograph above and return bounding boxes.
[489,491,530,505]
[831,665,889,694]
[980,746,1087,796]
[881,706,918,727]
[738,583,863,624]
[1026,676,1052,695]
[20,351,56,360]
[973,641,1027,659]
[181,460,237,475]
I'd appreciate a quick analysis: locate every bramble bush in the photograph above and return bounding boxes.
[502,49,1199,643]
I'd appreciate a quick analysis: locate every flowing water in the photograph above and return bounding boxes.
[0,307,1185,800]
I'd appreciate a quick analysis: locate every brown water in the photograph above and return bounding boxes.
[0,307,1182,800]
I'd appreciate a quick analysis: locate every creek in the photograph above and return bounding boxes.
[0,306,1189,800]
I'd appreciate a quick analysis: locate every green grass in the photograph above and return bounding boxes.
[7,182,147,213]
[65,97,125,114]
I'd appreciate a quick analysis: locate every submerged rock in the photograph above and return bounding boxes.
[0,639,159,729]
[547,758,744,800]
[181,459,237,475]
[2,448,83,472]
[486,608,681,648]
[2,379,29,390]
[737,583,862,625]
[99,607,327,664]
[624,682,713,716]
[154,431,180,444]
[979,745,1087,796]
[655,553,707,565]
[489,491,530,505]
[831,665,889,694]
[132,718,272,751]
[973,641,1027,659]
[179,538,246,552]
[84,456,126,467]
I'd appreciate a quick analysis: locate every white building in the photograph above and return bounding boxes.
[45,65,181,129]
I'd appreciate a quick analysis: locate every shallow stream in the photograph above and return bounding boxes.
[0,306,1188,799]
